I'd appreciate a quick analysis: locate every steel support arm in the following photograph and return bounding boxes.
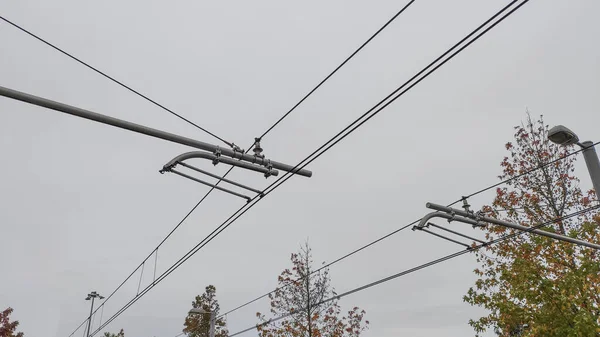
[414,211,484,229]
[161,151,279,176]
[426,202,600,250]
[170,169,251,201]
[178,162,263,194]
[0,85,312,177]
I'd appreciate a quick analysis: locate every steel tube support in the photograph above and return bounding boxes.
[426,202,600,250]
[428,223,486,244]
[171,169,251,201]
[580,141,600,201]
[161,151,278,176]
[178,162,262,194]
[415,211,484,229]
[0,85,311,177]
[419,228,471,249]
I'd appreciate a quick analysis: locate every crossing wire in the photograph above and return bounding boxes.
[63,1,419,334]
[86,0,532,334]
[226,204,600,337]
[219,140,600,318]
[220,0,550,317]
[257,0,416,139]
[0,15,233,147]
[67,187,217,337]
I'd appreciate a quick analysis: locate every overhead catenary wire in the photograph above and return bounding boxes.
[226,204,600,337]
[219,141,600,318]
[0,16,233,147]
[447,140,600,206]
[257,0,417,139]
[220,0,543,317]
[65,1,419,333]
[220,220,418,317]
[85,1,532,334]
[67,185,220,337]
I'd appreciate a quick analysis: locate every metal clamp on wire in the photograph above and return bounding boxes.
[159,162,177,174]
[213,146,221,165]
[264,159,274,178]
[412,220,430,231]
[461,196,474,214]
[412,224,424,231]
[253,138,264,159]
[447,211,456,223]
[231,143,244,159]
[474,210,485,228]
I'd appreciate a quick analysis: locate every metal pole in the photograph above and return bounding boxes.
[209,312,216,337]
[0,85,312,178]
[580,141,600,201]
[426,203,600,250]
[86,296,95,337]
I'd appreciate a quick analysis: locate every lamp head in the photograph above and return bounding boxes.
[548,125,579,146]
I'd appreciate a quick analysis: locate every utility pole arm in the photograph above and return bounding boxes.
[0,85,312,178]
[426,203,600,250]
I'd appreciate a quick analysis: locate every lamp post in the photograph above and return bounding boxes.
[548,125,600,200]
[85,291,104,337]
[188,308,215,337]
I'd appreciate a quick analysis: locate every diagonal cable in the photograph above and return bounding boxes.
[66,1,420,333]
[219,144,597,317]
[0,15,232,147]
[257,0,417,139]
[218,0,600,317]
[85,1,532,334]
[227,204,600,337]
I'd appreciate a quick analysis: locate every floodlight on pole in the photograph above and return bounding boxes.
[548,125,600,200]
[85,291,103,337]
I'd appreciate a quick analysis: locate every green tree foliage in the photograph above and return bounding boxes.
[256,243,369,337]
[464,115,600,336]
[102,329,125,337]
[183,285,228,337]
[0,307,24,337]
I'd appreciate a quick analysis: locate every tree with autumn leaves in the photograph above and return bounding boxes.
[256,243,369,337]
[102,329,125,337]
[183,285,228,337]
[464,115,600,336]
[0,308,23,337]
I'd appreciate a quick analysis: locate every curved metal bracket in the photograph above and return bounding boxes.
[160,151,279,176]
[413,211,485,230]
[412,212,486,250]
[426,202,600,250]
[160,151,277,201]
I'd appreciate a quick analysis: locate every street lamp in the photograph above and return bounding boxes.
[85,291,104,337]
[188,308,216,337]
[548,125,600,200]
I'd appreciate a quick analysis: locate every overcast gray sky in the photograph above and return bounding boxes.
[1,0,599,336]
